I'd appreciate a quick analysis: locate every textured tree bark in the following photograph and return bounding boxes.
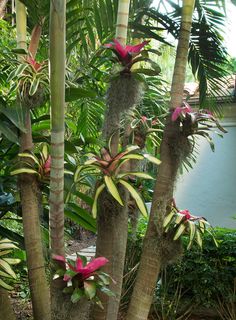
[92,2,131,319]
[0,287,15,320]
[0,0,8,18]
[15,2,51,319]
[126,1,196,319]
[19,112,51,320]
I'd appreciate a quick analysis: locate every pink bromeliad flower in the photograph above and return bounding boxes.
[104,39,149,66]
[26,56,42,72]
[43,155,51,175]
[171,103,192,121]
[178,209,192,220]
[53,255,109,282]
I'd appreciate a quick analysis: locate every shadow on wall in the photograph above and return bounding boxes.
[174,125,236,229]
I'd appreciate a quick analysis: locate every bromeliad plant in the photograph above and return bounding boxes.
[128,110,162,148]
[163,200,218,250]
[53,254,113,307]
[104,38,161,77]
[0,238,21,290]
[79,145,161,218]
[11,143,51,183]
[7,54,49,108]
[171,102,227,151]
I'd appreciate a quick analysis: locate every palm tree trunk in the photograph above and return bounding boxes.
[0,287,15,320]
[49,0,66,258]
[93,2,131,320]
[0,0,8,18]
[126,1,196,319]
[15,2,51,320]
[49,1,68,319]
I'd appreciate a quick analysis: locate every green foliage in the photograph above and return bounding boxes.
[80,145,160,218]
[0,238,21,290]
[122,226,236,313]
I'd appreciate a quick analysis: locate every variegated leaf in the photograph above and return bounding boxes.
[163,211,176,228]
[104,176,123,206]
[92,184,106,218]
[173,223,186,240]
[119,179,147,217]
[143,154,161,165]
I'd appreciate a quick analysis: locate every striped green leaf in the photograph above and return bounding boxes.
[187,220,196,250]
[104,176,123,206]
[92,183,106,218]
[163,211,176,228]
[117,172,154,180]
[0,278,14,290]
[11,168,38,176]
[18,153,40,166]
[119,179,147,217]
[143,154,161,165]
[0,259,16,279]
[195,229,203,248]
[173,223,186,240]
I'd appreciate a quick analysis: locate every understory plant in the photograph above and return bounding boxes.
[53,254,113,308]
[0,238,20,290]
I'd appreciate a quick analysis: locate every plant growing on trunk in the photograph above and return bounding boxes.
[15,1,51,319]
[126,1,197,319]
[81,145,160,218]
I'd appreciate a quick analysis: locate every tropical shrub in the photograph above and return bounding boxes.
[53,254,113,308]
[122,225,236,315]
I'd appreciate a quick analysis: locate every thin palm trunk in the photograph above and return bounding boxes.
[49,0,66,258]
[93,2,131,320]
[49,1,67,319]
[15,1,51,319]
[0,287,15,320]
[0,0,8,18]
[126,1,195,319]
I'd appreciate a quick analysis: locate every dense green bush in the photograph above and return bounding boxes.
[166,228,236,308]
[122,224,236,315]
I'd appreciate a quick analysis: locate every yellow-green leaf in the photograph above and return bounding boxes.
[143,154,161,165]
[163,211,176,228]
[122,154,144,161]
[104,176,123,206]
[119,179,147,217]
[10,168,39,176]
[0,250,12,257]
[173,223,186,240]
[0,278,14,290]
[18,153,40,166]
[195,229,203,248]
[117,172,154,180]
[92,184,106,218]
[0,243,18,250]
[0,259,16,278]
[0,270,13,279]
[3,258,21,265]
[175,213,185,225]
[41,143,49,162]
[187,221,196,250]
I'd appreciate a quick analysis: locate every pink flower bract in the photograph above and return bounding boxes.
[104,39,149,65]
[54,255,109,282]
[43,155,51,174]
[171,104,192,121]
[179,209,192,220]
[26,56,42,72]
